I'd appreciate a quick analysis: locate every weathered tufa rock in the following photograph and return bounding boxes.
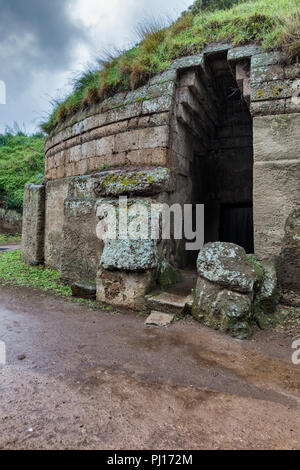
[101,239,158,271]
[71,282,96,300]
[97,267,155,309]
[197,242,257,293]
[279,209,300,306]
[192,277,253,339]
[92,167,173,198]
[254,257,279,325]
[145,311,174,327]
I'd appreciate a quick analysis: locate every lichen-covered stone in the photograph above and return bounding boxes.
[197,242,257,293]
[101,239,158,271]
[60,196,102,283]
[228,45,261,62]
[93,167,173,197]
[192,277,253,339]
[254,257,279,316]
[170,54,204,70]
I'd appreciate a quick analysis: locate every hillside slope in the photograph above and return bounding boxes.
[0,133,45,211]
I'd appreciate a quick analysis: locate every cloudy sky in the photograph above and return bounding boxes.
[0,0,194,134]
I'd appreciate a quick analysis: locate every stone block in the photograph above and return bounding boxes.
[197,242,258,293]
[253,114,300,162]
[44,179,69,269]
[92,167,173,197]
[60,197,102,283]
[96,135,114,156]
[114,129,139,153]
[101,239,158,271]
[251,52,282,68]
[253,160,300,259]
[251,65,285,84]
[251,99,286,116]
[142,95,173,114]
[145,312,174,327]
[97,268,155,309]
[22,184,45,265]
[251,79,295,102]
[228,45,261,62]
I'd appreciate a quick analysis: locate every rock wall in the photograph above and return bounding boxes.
[0,208,22,234]
[251,52,300,260]
[253,114,300,259]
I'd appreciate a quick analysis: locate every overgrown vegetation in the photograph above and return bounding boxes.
[0,130,45,211]
[42,0,300,134]
[0,250,121,312]
[0,233,21,244]
[0,250,71,296]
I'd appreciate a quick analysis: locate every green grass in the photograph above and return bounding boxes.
[0,249,122,312]
[0,132,45,211]
[0,250,72,296]
[0,233,21,244]
[42,0,300,134]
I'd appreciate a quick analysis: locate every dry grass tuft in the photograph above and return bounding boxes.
[85,86,100,106]
[279,12,300,61]
[130,62,148,90]
[57,104,67,122]
[170,12,194,36]
[98,82,111,101]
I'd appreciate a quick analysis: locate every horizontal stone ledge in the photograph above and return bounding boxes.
[228,44,261,62]
[251,63,300,85]
[45,87,175,153]
[251,51,282,68]
[46,116,171,159]
[254,159,300,166]
[71,167,175,198]
[45,148,169,180]
[251,99,286,116]
[251,79,296,102]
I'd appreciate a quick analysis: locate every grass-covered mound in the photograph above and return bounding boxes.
[0,132,45,211]
[42,0,300,134]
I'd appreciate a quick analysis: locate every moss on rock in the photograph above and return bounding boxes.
[157,260,179,290]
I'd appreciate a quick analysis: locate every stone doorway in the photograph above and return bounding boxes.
[172,50,254,268]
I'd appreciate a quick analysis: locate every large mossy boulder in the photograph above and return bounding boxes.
[197,242,259,293]
[192,277,253,339]
[193,242,263,339]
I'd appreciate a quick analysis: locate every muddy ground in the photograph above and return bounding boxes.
[0,283,299,450]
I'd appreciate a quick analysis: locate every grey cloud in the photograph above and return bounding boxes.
[0,0,86,132]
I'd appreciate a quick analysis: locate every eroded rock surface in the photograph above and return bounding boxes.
[193,242,268,339]
[279,209,300,306]
[197,242,257,293]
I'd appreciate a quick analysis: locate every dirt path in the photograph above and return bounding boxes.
[0,244,21,252]
[0,284,299,450]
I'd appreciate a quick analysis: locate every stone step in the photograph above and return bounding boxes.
[145,311,175,327]
[147,291,193,315]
